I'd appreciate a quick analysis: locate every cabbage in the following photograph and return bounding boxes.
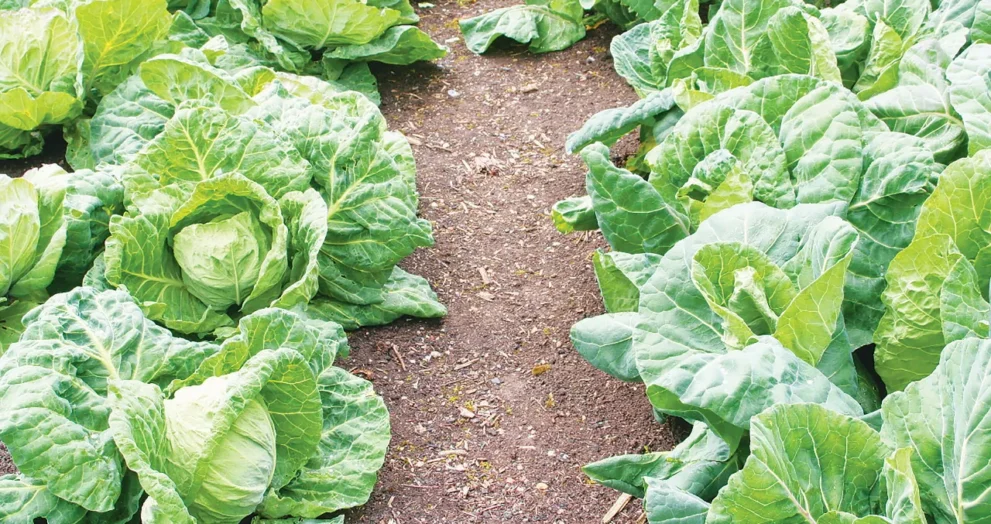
[164,380,278,523]
[0,287,389,522]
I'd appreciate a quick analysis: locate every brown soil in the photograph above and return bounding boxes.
[346,2,676,522]
[0,1,679,521]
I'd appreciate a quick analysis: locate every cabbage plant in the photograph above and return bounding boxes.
[0,287,389,522]
[83,50,444,335]
[0,0,173,157]
[544,0,991,521]
[103,171,326,335]
[0,165,122,352]
[166,0,446,78]
[569,75,939,347]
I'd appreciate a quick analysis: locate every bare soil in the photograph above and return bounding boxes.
[0,1,680,522]
[345,2,678,522]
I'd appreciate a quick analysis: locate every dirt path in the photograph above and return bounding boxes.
[344,2,677,522]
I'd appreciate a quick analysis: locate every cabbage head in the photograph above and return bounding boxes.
[101,172,327,335]
[0,165,122,352]
[84,51,445,332]
[0,287,389,522]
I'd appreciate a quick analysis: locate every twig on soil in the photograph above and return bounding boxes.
[438,449,468,457]
[400,483,440,489]
[453,358,478,371]
[425,143,453,153]
[478,503,504,514]
[603,493,633,523]
[391,344,407,371]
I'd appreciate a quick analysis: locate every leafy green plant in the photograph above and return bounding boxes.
[534,0,991,521]
[0,0,172,157]
[1,0,446,159]
[0,287,388,523]
[78,50,444,335]
[0,165,122,352]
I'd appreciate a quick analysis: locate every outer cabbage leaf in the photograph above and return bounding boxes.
[874,151,991,390]
[325,26,447,65]
[946,43,991,154]
[0,288,217,512]
[708,404,924,523]
[880,337,991,523]
[585,422,743,501]
[258,366,390,517]
[75,0,172,98]
[262,0,402,49]
[459,0,586,54]
[302,267,446,330]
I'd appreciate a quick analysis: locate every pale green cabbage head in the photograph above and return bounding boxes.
[164,377,277,523]
[172,211,272,310]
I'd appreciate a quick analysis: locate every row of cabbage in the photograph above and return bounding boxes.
[526,0,991,521]
[0,0,447,522]
[0,0,447,159]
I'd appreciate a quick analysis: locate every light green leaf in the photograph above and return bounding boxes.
[702,0,797,74]
[259,366,390,517]
[551,196,599,234]
[303,267,445,330]
[263,0,401,48]
[75,0,171,98]
[708,404,890,523]
[583,143,690,255]
[0,474,88,524]
[0,177,45,298]
[88,75,173,166]
[565,90,679,153]
[571,313,640,381]
[881,337,991,523]
[326,26,447,65]
[750,7,842,83]
[853,21,905,98]
[593,249,661,313]
[586,422,741,503]
[459,0,586,54]
[775,217,858,366]
[0,299,38,356]
[875,151,991,390]
[946,43,991,155]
